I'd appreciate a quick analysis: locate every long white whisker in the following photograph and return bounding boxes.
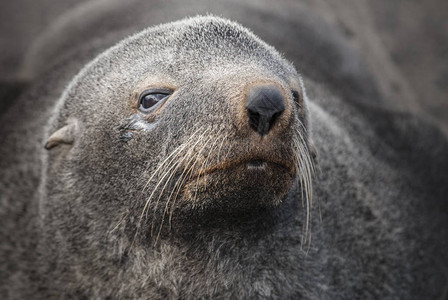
[131,128,204,246]
[293,121,315,251]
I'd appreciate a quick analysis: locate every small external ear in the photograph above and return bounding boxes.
[44,118,79,150]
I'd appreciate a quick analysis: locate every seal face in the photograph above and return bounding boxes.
[44,16,315,235]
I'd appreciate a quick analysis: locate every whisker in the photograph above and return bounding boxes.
[191,135,215,204]
[150,128,214,243]
[154,129,214,242]
[292,120,315,251]
[131,145,186,247]
[150,155,185,237]
[167,133,214,225]
[131,128,204,246]
[195,133,221,192]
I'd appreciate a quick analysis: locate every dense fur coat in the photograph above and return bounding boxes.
[1,1,448,299]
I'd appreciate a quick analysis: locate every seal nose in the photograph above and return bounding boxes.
[245,84,285,136]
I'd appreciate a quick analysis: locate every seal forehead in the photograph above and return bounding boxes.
[150,16,268,53]
[120,16,296,77]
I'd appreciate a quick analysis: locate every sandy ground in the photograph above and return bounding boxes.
[0,0,446,133]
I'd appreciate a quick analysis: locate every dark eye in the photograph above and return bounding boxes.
[292,90,300,104]
[138,88,172,113]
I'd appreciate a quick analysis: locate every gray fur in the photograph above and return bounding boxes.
[1,2,448,300]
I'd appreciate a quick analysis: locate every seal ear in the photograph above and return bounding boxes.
[44,118,79,150]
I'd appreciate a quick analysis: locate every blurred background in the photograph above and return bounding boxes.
[0,0,447,134]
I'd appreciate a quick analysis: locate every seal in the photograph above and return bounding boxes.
[1,6,448,300]
[1,16,316,299]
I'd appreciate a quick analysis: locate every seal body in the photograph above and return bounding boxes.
[1,1,448,299]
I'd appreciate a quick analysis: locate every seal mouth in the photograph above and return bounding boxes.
[187,157,294,183]
[179,155,295,210]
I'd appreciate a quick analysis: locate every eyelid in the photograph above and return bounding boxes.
[139,88,173,97]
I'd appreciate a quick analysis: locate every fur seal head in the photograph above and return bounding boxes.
[44,16,315,238]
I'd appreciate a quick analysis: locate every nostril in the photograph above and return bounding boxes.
[245,84,285,136]
[270,112,281,127]
[248,110,260,132]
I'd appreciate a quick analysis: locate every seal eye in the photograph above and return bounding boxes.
[292,90,303,113]
[292,90,300,104]
[138,89,172,113]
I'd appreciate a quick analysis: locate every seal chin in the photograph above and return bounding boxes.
[182,159,294,211]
